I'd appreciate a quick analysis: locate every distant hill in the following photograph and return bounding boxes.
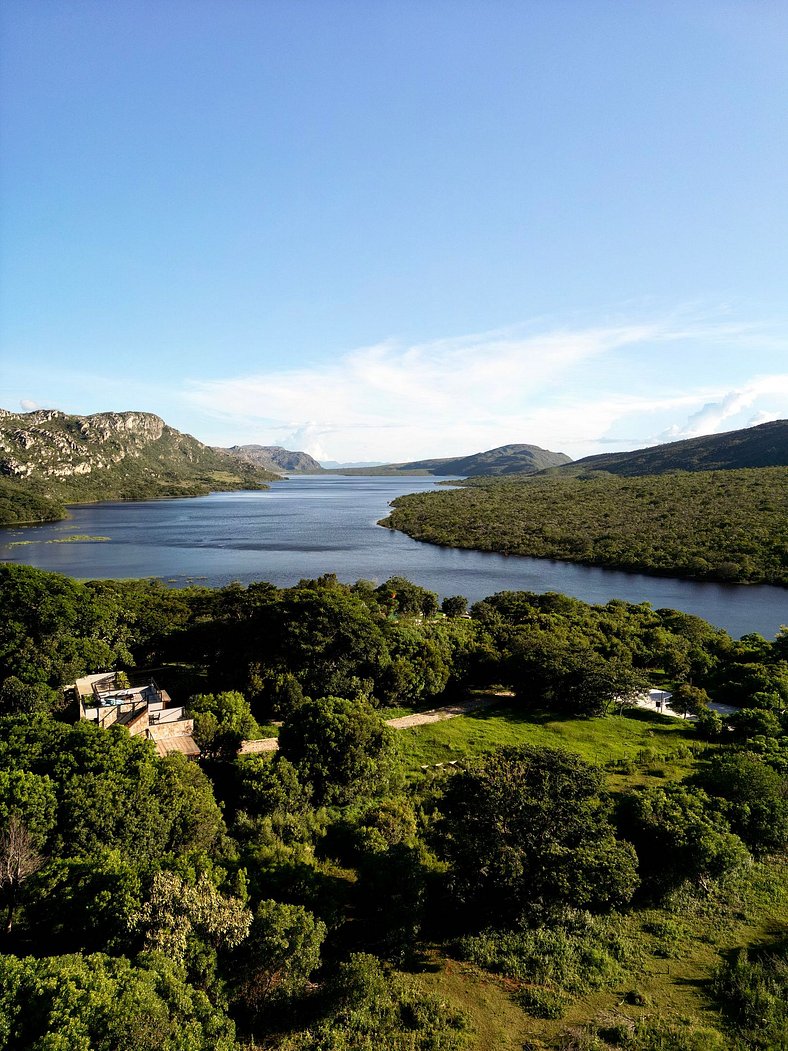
[438,444,572,476]
[565,419,788,477]
[219,444,324,473]
[329,443,572,477]
[0,409,279,525]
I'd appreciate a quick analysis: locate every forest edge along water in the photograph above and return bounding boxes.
[0,475,785,639]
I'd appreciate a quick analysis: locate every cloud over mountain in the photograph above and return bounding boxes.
[184,316,788,461]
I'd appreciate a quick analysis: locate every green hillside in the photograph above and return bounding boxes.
[566,418,788,476]
[0,478,64,525]
[0,408,279,525]
[329,442,571,476]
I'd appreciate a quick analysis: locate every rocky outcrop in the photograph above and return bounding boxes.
[0,408,279,519]
[219,445,324,473]
[0,410,169,480]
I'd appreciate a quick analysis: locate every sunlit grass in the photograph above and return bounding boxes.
[396,702,695,771]
[410,857,788,1050]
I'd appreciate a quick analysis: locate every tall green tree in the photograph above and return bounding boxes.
[0,952,240,1051]
[695,753,788,854]
[438,745,638,920]
[232,900,325,1016]
[278,696,399,805]
[189,691,259,758]
[619,784,749,896]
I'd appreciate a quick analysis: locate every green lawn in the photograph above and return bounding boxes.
[396,702,696,771]
[395,702,787,1049]
[414,856,788,1051]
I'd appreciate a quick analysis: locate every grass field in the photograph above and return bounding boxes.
[396,701,696,773]
[411,857,787,1051]
[394,700,786,1049]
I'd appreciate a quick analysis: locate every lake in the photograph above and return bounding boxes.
[1,475,785,638]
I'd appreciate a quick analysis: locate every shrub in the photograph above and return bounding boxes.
[516,986,567,1019]
[277,953,471,1050]
[712,943,788,1048]
[641,915,687,958]
[623,989,649,1007]
[458,911,634,994]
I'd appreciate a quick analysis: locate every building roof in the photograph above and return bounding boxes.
[155,735,200,758]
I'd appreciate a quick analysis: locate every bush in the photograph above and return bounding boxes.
[627,1017,727,1050]
[623,989,649,1007]
[458,911,634,994]
[712,943,788,1048]
[516,986,567,1019]
[277,953,471,1050]
[641,915,687,958]
[559,1016,727,1051]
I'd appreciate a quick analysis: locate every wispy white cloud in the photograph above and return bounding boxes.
[186,318,755,459]
[183,321,672,458]
[658,374,788,442]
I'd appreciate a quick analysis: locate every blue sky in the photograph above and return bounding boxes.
[1,1,787,462]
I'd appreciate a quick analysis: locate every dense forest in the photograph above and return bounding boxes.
[382,467,788,586]
[0,479,63,528]
[0,564,786,1049]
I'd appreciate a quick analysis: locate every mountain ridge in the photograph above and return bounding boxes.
[327,443,572,476]
[0,409,279,525]
[218,444,324,473]
[559,419,788,477]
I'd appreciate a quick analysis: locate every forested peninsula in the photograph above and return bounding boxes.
[0,564,786,1049]
[382,466,788,586]
[378,418,788,587]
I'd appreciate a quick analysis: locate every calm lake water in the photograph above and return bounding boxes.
[1,475,785,638]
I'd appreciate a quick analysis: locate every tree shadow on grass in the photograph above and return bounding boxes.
[623,708,683,727]
[464,704,557,726]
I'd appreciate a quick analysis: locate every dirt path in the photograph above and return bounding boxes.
[238,737,280,753]
[238,692,512,754]
[384,692,511,728]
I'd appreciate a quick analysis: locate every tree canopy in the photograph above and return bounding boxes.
[278,696,399,805]
[438,745,639,919]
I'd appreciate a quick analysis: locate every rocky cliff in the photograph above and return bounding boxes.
[0,409,280,525]
[0,410,168,481]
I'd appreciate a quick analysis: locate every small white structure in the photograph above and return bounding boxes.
[628,687,737,720]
